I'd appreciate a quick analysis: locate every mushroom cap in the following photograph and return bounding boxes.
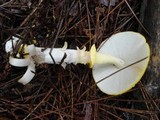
[92,31,150,95]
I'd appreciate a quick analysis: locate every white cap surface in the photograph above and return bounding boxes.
[92,31,150,95]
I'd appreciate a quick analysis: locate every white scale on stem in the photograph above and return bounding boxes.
[5,31,150,95]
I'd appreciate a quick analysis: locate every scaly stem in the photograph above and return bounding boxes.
[33,44,124,68]
[33,47,90,67]
[6,39,125,68]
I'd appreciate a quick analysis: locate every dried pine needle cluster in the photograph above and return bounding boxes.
[0,0,159,119]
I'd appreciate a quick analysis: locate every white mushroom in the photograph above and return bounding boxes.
[92,31,150,95]
[5,31,150,93]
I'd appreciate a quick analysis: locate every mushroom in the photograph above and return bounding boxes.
[5,31,150,95]
[92,31,150,95]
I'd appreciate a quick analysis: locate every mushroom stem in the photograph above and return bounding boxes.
[6,38,124,68]
[33,47,91,66]
[95,53,124,68]
[44,48,90,64]
[89,44,124,68]
[31,44,124,68]
[35,45,124,68]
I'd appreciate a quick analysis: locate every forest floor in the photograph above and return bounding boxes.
[0,0,159,120]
